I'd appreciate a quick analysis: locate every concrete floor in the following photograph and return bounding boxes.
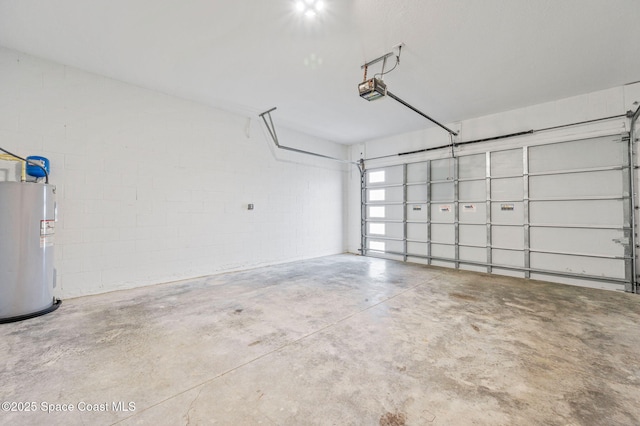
[1,254,639,426]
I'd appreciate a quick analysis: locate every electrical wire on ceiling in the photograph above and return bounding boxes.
[374,45,401,80]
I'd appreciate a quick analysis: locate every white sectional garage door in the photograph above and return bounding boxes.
[363,134,633,291]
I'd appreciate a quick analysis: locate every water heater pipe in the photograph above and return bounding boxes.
[0,147,49,183]
[0,154,26,181]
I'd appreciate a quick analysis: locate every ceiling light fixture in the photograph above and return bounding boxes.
[296,0,324,18]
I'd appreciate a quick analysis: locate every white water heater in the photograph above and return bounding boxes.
[0,182,59,322]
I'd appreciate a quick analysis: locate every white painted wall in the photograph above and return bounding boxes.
[348,83,640,256]
[0,46,348,299]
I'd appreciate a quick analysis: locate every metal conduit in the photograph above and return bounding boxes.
[259,107,357,165]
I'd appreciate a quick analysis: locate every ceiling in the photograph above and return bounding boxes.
[1,0,639,144]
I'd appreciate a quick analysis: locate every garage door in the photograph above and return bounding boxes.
[362,134,633,291]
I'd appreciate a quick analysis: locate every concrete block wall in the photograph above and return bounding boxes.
[0,46,348,298]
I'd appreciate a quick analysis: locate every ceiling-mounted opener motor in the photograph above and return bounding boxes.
[358,44,459,141]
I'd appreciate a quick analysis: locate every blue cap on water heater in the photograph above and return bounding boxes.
[26,156,50,178]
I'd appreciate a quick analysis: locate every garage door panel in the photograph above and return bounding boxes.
[407,184,428,202]
[407,257,431,265]
[530,227,626,257]
[529,137,626,173]
[530,200,624,226]
[367,239,404,254]
[407,162,429,182]
[368,222,403,239]
[407,223,428,241]
[367,204,403,220]
[491,149,523,177]
[432,243,455,259]
[460,203,486,224]
[460,246,485,262]
[530,252,625,279]
[431,182,454,201]
[407,242,428,256]
[529,274,624,292]
[458,154,486,179]
[407,204,427,221]
[431,158,455,180]
[459,180,485,200]
[432,224,454,243]
[492,177,523,200]
[366,166,403,186]
[530,170,624,199]
[493,268,526,278]
[492,225,524,249]
[460,224,486,246]
[367,186,403,203]
[491,202,524,225]
[460,264,488,273]
[432,204,455,223]
[493,249,524,267]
